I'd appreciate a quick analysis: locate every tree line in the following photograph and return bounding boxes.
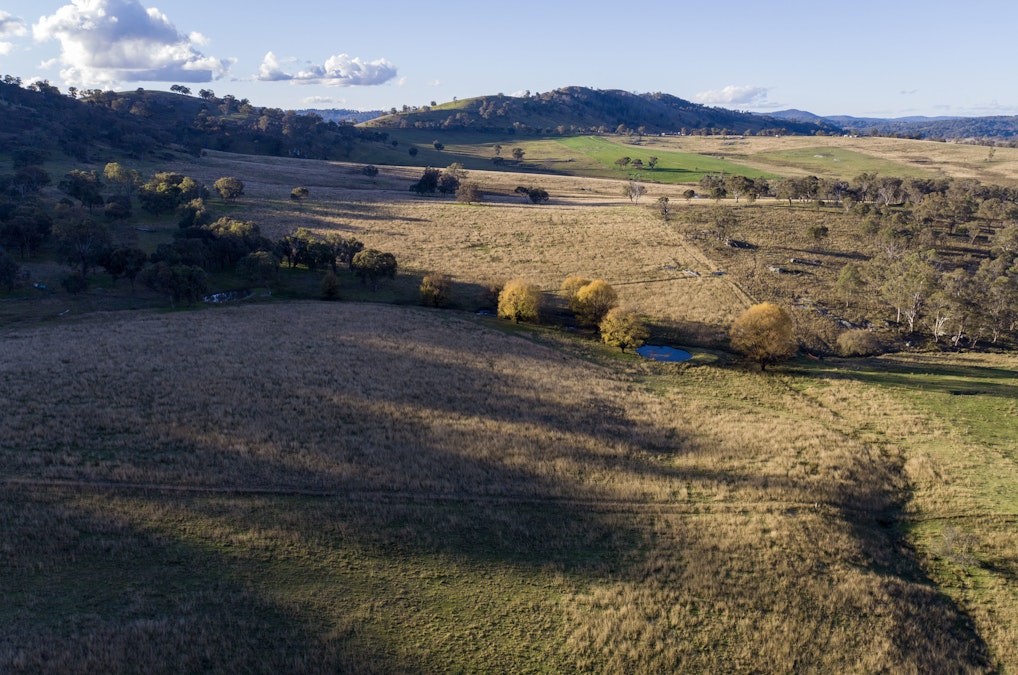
[0,159,397,305]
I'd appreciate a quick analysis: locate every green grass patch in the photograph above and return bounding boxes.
[557,135,777,182]
[751,146,937,180]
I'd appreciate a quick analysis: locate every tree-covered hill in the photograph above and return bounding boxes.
[768,108,1018,141]
[364,86,841,136]
[0,77,390,164]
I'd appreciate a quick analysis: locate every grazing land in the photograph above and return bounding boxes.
[2,132,1018,672]
[2,303,1013,672]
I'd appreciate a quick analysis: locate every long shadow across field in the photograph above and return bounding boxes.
[0,304,995,671]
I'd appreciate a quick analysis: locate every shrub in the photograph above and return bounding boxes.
[837,329,886,357]
[420,272,452,307]
[320,270,340,300]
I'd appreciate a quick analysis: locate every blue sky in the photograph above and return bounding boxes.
[1,0,1015,118]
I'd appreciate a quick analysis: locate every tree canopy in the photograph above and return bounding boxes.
[498,279,542,324]
[730,303,797,370]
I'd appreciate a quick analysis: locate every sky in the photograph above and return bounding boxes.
[1,0,1016,118]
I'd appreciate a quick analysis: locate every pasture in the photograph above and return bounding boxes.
[2,302,1011,672]
[3,135,1017,671]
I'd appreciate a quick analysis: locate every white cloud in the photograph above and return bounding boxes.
[693,85,770,107]
[302,95,342,105]
[32,0,231,87]
[0,10,26,54]
[257,51,397,87]
[0,11,27,38]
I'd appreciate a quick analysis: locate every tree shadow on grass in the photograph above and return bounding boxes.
[799,355,1018,401]
[0,303,996,672]
[0,486,412,674]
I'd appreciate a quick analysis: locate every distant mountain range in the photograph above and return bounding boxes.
[765,109,1018,140]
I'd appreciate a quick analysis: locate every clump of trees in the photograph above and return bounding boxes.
[514,186,550,204]
[562,277,619,326]
[730,303,797,370]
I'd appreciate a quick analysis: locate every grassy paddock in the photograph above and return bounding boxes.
[0,303,1000,672]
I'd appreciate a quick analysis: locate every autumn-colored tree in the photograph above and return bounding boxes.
[730,302,797,370]
[599,307,649,352]
[561,276,591,308]
[572,279,619,326]
[497,279,542,324]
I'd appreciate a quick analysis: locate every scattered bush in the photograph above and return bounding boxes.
[837,329,886,357]
[456,182,482,203]
[320,270,340,300]
[60,273,88,294]
[515,186,549,204]
[213,176,245,201]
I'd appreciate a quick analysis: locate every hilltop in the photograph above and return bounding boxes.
[363,86,840,136]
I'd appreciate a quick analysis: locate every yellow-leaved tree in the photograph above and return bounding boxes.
[498,279,542,324]
[599,307,649,352]
[729,302,797,370]
[563,277,618,326]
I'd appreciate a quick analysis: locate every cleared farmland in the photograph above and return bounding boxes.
[0,302,1004,672]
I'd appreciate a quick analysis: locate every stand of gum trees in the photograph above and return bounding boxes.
[697,172,1018,348]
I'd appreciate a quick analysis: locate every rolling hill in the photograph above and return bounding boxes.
[363,86,840,136]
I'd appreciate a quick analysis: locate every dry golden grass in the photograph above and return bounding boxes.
[637,134,1018,186]
[177,152,753,337]
[0,303,998,672]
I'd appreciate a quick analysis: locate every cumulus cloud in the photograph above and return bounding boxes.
[693,85,771,107]
[257,51,397,86]
[32,0,231,87]
[0,10,27,54]
[0,11,27,37]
